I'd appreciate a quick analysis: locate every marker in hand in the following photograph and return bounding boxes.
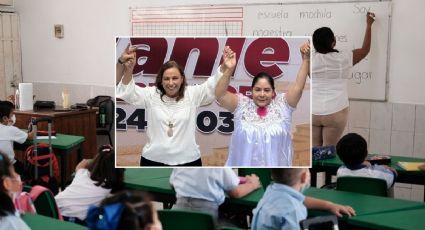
[367,12,375,19]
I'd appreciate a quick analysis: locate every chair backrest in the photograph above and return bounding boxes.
[98,98,114,131]
[336,176,388,197]
[238,168,271,189]
[300,215,339,230]
[29,185,63,220]
[158,209,216,230]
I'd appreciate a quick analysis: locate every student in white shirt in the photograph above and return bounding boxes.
[55,145,125,225]
[170,168,260,221]
[0,152,30,230]
[312,12,375,146]
[116,46,236,166]
[0,101,34,175]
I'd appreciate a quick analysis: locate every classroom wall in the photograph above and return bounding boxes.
[13,0,425,199]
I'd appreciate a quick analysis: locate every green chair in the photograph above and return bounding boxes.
[238,168,272,189]
[336,176,388,197]
[25,185,62,219]
[158,209,216,230]
[300,215,339,230]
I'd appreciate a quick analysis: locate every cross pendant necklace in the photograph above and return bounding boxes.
[167,121,174,137]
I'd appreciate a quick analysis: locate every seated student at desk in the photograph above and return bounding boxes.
[0,101,34,175]
[336,133,397,189]
[252,168,355,230]
[55,145,125,226]
[170,168,261,222]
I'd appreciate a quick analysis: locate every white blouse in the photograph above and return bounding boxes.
[116,69,222,165]
[225,93,295,166]
[312,50,353,115]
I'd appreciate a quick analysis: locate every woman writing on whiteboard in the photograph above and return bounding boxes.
[216,41,311,166]
[116,45,236,166]
[312,12,375,147]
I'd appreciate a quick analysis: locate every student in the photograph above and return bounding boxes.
[0,151,30,230]
[170,168,261,221]
[86,190,162,230]
[0,100,34,175]
[215,42,310,166]
[252,168,355,230]
[55,145,125,225]
[336,133,397,189]
[116,45,236,166]
[312,12,375,147]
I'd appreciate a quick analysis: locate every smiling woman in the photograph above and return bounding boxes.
[216,41,311,167]
[116,46,236,166]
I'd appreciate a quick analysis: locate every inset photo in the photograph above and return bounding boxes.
[115,37,311,167]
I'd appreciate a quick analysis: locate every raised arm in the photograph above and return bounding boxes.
[353,12,375,65]
[215,46,238,112]
[116,44,137,85]
[286,41,310,108]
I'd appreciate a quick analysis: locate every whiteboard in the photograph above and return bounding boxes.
[243,1,392,100]
[131,0,391,101]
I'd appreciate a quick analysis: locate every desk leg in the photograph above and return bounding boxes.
[77,146,82,162]
[60,154,67,190]
[310,169,318,187]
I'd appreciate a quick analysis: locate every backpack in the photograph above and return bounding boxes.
[25,143,60,195]
[14,192,37,214]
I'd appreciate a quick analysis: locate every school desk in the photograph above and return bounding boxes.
[124,169,425,218]
[14,133,85,189]
[14,108,97,157]
[311,155,425,201]
[347,207,425,230]
[304,187,425,218]
[22,214,87,230]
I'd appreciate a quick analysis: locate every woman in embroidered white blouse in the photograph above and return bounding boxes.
[216,42,310,166]
[116,46,236,166]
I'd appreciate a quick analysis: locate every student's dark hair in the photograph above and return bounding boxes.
[252,72,275,91]
[336,133,368,166]
[100,190,155,230]
[155,60,187,102]
[312,27,339,54]
[271,168,306,186]
[88,145,125,192]
[0,100,14,120]
[0,151,16,217]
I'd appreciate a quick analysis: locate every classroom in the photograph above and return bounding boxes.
[0,0,424,229]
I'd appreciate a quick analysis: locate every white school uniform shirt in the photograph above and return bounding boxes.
[312,50,353,115]
[55,168,111,220]
[0,212,31,230]
[170,168,240,205]
[0,123,28,163]
[116,68,223,165]
[337,164,396,189]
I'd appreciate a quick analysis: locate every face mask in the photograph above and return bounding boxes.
[8,114,16,126]
[300,182,311,194]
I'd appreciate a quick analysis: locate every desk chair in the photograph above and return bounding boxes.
[24,185,62,220]
[238,168,271,189]
[300,215,339,230]
[336,176,388,197]
[158,209,216,230]
[96,98,114,145]
[87,95,114,145]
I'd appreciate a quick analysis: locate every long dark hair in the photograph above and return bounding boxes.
[0,152,16,217]
[313,27,339,54]
[88,145,125,192]
[100,190,156,230]
[155,60,187,102]
[252,72,276,91]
